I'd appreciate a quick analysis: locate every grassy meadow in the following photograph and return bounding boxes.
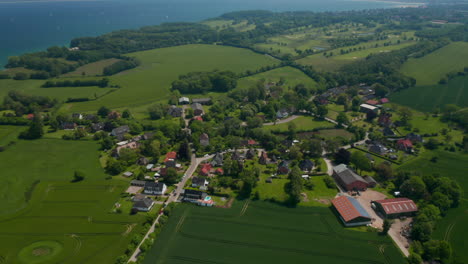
[401,42,468,86]
[264,116,334,133]
[391,75,468,112]
[65,44,278,112]
[0,125,25,145]
[143,201,404,264]
[62,58,121,77]
[236,66,318,90]
[397,150,468,262]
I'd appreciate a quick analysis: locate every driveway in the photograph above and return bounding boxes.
[355,190,387,229]
[388,218,412,257]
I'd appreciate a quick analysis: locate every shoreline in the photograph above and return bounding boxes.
[348,0,425,7]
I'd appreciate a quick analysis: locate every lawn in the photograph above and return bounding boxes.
[264,116,334,133]
[0,138,147,263]
[299,176,338,207]
[401,42,468,86]
[236,66,318,91]
[65,44,278,112]
[62,58,121,77]
[397,150,468,262]
[391,74,468,112]
[142,201,404,264]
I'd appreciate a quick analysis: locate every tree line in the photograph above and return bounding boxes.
[171,70,237,94]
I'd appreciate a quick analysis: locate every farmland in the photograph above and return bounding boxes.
[0,125,25,145]
[401,42,468,86]
[143,201,404,264]
[397,150,468,262]
[390,75,468,112]
[264,116,334,133]
[66,44,278,112]
[62,58,121,77]
[236,66,318,91]
[0,139,149,263]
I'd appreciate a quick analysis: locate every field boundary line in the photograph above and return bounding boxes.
[239,200,250,217]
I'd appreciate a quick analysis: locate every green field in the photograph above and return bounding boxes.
[143,201,404,264]
[65,44,278,112]
[401,42,468,86]
[398,150,468,262]
[264,116,334,133]
[0,79,116,103]
[0,125,25,145]
[62,58,121,77]
[0,138,147,263]
[391,75,468,112]
[298,41,415,72]
[236,66,318,90]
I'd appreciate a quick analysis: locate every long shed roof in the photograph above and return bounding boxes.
[374,198,418,215]
[332,196,371,222]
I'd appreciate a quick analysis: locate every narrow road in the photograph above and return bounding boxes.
[128,153,213,263]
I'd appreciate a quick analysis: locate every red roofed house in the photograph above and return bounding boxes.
[396,139,413,152]
[380,98,389,104]
[215,168,224,175]
[372,198,418,219]
[26,113,35,120]
[366,100,379,105]
[164,151,177,168]
[200,163,212,176]
[192,116,203,122]
[332,196,372,227]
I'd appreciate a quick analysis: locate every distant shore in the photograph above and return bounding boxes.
[349,0,426,8]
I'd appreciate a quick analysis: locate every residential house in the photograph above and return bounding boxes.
[332,195,372,227]
[240,139,257,147]
[406,133,423,143]
[182,189,206,202]
[210,153,224,167]
[72,113,83,120]
[192,116,203,122]
[231,151,244,161]
[366,100,379,106]
[192,98,211,105]
[299,159,314,172]
[130,180,146,187]
[200,133,210,147]
[116,141,140,155]
[200,163,212,176]
[111,125,130,140]
[333,164,369,191]
[215,168,224,175]
[167,105,183,118]
[380,98,390,104]
[142,132,154,140]
[192,177,209,190]
[276,109,289,119]
[396,139,413,152]
[132,195,154,212]
[277,160,291,175]
[383,127,396,137]
[164,151,177,168]
[84,114,97,121]
[61,122,77,130]
[246,149,256,160]
[192,103,204,116]
[91,122,105,132]
[360,104,379,114]
[372,198,418,219]
[378,113,393,127]
[137,157,149,166]
[143,182,167,195]
[179,97,190,105]
[123,171,133,177]
[368,144,387,155]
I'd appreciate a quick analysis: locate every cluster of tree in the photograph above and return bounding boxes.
[103,57,140,76]
[415,24,468,42]
[286,167,303,206]
[2,90,57,116]
[172,70,237,94]
[19,114,44,139]
[42,78,109,88]
[0,116,30,126]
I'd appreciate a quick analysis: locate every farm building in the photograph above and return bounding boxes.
[372,198,418,219]
[360,104,379,114]
[192,103,204,116]
[332,196,372,227]
[143,182,167,195]
[179,97,190,104]
[192,98,211,105]
[167,105,183,117]
[130,180,146,187]
[333,164,371,191]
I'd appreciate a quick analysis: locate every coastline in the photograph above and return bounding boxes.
[347,0,425,7]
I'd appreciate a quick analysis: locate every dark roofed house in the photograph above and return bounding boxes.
[137,157,149,166]
[210,153,224,167]
[332,196,372,227]
[61,122,77,130]
[378,113,392,127]
[132,196,154,212]
[130,180,146,187]
[200,133,210,147]
[383,127,396,137]
[192,177,209,190]
[192,98,212,105]
[183,189,207,202]
[192,103,204,116]
[368,144,387,155]
[362,176,378,188]
[246,149,256,160]
[277,160,291,175]
[91,122,105,132]
[372,198,418,219]
[231,151,244,161]
[84,114,97,121]
[406,133,423,143]
[299,159,314,172]
[111,125,130,140]
[167,105,183,117]
[142,132,154,140]
[259,151,269,165]
[107,111,121,120]
[143,182,167,195]
[333,164,369,191]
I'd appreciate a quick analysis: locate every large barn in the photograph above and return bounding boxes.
[332,196,372,227]
[333,164,372,191]
[372,198,418,219]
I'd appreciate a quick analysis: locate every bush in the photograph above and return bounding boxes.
[323,176,336,189]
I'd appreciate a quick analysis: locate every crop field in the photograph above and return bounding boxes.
[390,75,468,112]
[264,116,334,133]
[0,180,146,264]
[0,125,25,145]
[143,201,404,264]
[0,79,116,103]
[0,139,109,214]
[62,58,121,77]
[401,42,468,86]
[65,44,278,112]
[297,41,415,72]
[236,66,318,90]
[398,150,468,262]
